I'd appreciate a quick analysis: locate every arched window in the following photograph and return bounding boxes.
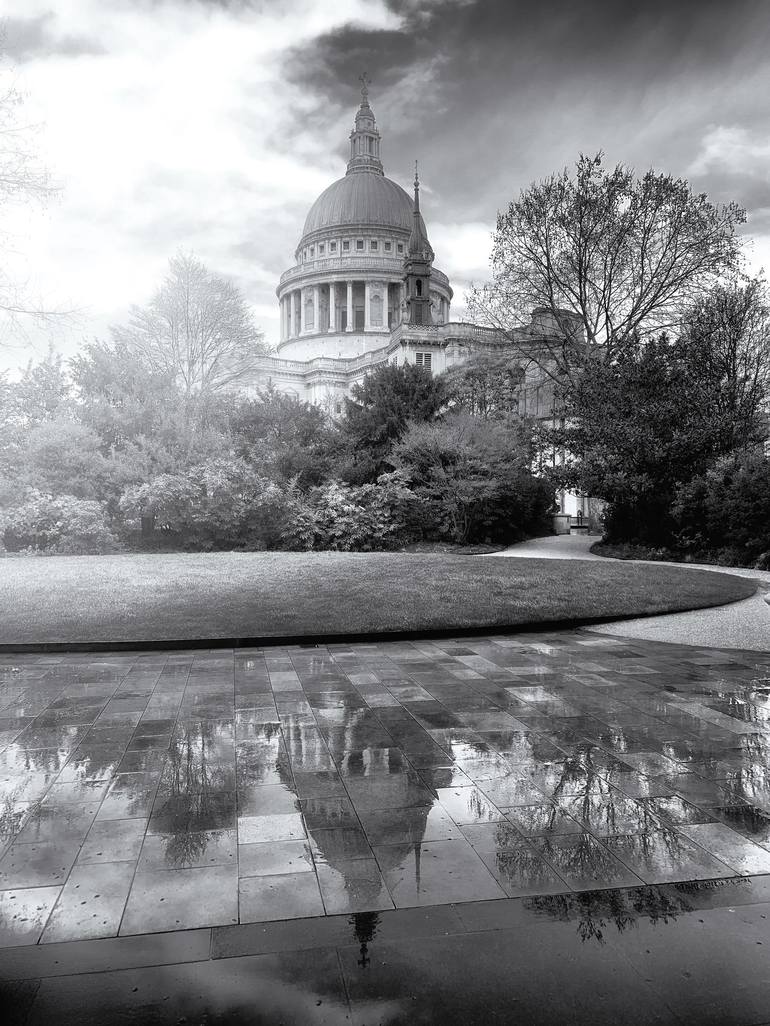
[416,279,422,296]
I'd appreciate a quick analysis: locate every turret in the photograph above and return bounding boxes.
[404,163,434,326]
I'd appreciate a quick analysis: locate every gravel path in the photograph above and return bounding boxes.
[499,534,770,651]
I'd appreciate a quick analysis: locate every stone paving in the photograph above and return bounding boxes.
[2,631,770,951]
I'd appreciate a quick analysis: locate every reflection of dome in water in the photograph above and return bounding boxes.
[279,709,453,900]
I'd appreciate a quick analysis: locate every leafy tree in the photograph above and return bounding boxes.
[672,454,770,567]
[554,335,725,545]
[19,419,109,500]
[340,362,450,483]
[70,339,180,451]
[392,413,553,544]
[112,252,268,398]
[228,384,334,487]
[7,349,71,426]
[472,153,746,382]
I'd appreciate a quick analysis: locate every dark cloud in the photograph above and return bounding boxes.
[1,14,106,60]
[282,0,770,229]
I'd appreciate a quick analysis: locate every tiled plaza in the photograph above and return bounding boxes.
[2,630,770,949]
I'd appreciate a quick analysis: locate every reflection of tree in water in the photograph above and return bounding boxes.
[707,688,770,727]
[0,792,36,846]
[542,745,660,834]
[525,877,750,944]
[154,720,238,867]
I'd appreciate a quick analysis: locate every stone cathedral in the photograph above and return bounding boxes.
[257,84,558,403]
[256,80,586,523]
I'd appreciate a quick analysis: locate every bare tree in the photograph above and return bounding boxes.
[112,252,268,398]
[470,153,747,384]
[0,50,60,335]
[679,276,770,453]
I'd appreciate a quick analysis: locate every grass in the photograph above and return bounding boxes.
[0,551,758,647]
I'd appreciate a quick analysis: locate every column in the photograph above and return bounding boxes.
[313,285,320,333]
[346,280,354,332]
[328,282,336,332]
[292,291,298,338]
[364,280,371,331]
[300,288,306,334]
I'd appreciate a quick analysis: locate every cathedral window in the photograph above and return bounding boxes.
[397,243,404,253]
[416,279,422,296]
[309,246,314,257]
[319,243,325,254]
[356,240,364,251]
[370,240,378,251]
[415,352,432,370]
[330,241,337,252]
[342,240,350,252]
[384,241,392,252]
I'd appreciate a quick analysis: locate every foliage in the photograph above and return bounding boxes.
[7,349,72,425]
[443,351,527,419]
[280,472,415,551]
[18,419,111,500]
[228,384,335,487]
[672,454,770,567]
[118,456,286,550]
[340,362,449,482]
[472,153,746,381]
[70,339,180,451]
[392,413,553,544]
[0,491,121,554]
[112,252,268,397]
[554,334,737,546]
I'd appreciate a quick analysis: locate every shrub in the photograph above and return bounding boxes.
[280,473,415,551]
[1,491,121,554]
[391,414,554,544]
[119,456,287,550]
[672,453,770,566]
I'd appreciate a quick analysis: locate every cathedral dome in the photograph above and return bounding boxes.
[301,172,415,240]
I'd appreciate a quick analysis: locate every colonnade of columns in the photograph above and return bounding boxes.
[279,280,424,341]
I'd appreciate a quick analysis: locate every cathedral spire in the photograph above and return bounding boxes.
[404,159,434,326]
[407,161,433,261]
[347,74,384,176]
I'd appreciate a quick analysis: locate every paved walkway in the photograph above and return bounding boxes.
[3,633,770,1022]
[500,535,770,651]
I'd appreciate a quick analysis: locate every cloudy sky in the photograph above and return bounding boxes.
[2,0,769,369]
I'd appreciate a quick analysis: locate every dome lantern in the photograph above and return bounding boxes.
[347,73,384,176]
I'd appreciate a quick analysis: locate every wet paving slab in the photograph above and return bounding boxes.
[3,876,770,1024]
[0,630,768,962]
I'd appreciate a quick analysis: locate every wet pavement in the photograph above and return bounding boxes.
[2,630,770,1022]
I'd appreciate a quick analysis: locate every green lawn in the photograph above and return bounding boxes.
[0,551,758,647]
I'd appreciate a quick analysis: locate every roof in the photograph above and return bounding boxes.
[300,171,419,241]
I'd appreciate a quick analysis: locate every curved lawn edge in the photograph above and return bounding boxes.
[0,551,758,651]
